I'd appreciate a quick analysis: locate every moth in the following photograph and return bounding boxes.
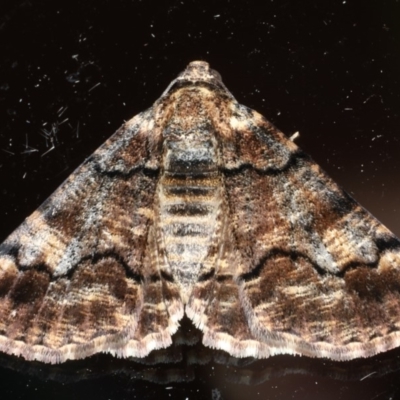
[1,61,400,364]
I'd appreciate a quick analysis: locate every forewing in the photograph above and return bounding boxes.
[0,110,183,363]
[190,104,400,360]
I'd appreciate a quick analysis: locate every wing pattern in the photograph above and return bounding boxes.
[0,109,183,363]
[188,106,400,360]
[1,60,400,363]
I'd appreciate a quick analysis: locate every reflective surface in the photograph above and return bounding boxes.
[1,1,399,399]
[1,317,400,399]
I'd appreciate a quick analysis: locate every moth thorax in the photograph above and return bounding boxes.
[158,137,223,303]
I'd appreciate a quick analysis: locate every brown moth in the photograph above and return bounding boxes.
[1,61,400,364]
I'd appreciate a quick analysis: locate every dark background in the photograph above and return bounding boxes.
[0,0,400,399]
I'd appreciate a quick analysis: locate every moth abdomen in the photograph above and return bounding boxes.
[165,203,212,217]
[158,138,223,302]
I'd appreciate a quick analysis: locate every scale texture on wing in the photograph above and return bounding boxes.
[187,88,400,361]
[0,109,183,363]
[1,60,400,363]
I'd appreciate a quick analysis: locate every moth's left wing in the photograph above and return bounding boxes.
[187,106,400,361]
[0,110,183,363]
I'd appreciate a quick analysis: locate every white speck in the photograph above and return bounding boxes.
[371,135,382,141]
[360,371,376,381]
[41,146,55,157]
[89,82,101,92]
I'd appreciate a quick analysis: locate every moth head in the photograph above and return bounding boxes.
[177,61,222,83]
[161,61,234,100]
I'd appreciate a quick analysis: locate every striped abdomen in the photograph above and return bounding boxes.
[158,139,222,303]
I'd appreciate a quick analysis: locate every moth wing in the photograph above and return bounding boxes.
[0,110,183,363]
[188,106,400,360]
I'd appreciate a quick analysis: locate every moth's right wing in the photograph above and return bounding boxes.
[0,110,183,363]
